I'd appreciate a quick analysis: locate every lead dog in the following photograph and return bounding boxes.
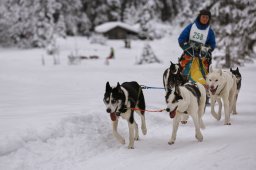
[206,67,237,125]
[165,82,206,145]
[163,62,189,124]
[103,81,147,149]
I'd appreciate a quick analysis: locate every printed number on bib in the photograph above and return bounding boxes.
[193,32,203,41]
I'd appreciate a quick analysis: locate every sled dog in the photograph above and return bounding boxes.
[163,62,184,91]
[103,81,147,149]
[206,67,237,125]
[165,82,206,145]
[163,63,189,124]
[230,67,242,114]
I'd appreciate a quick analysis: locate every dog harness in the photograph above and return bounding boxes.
[185,83,201,105]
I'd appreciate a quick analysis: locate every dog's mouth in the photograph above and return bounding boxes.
[210,85,218,95]
[110,112,117,121]
[109,107,119,121]
[169,106,178,119]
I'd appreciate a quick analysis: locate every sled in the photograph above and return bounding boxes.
[180,54,209,85]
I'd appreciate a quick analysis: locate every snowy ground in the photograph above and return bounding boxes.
[0,30,256,170]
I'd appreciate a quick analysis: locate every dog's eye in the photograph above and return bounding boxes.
[209,79,211,82]
[215,80,218,82]
[103,98,109,104]
[111,99,116,104]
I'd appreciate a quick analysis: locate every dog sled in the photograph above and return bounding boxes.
[179,41,212,86]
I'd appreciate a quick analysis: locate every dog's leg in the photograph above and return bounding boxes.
[199,103,206,129]
[223,95,231,125]
[210,97,221,120]
[199,93,206,129]
[233,94,238,114]
[190,109,203,142]
[134,120,139,140]
[181,114,189,124]
[112,119,125,144]
[136,111,147,135]
[216,98,222,120]
[128,122,135,149]
[168,114,182,145]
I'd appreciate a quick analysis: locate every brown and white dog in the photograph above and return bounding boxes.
[206,67,237,125]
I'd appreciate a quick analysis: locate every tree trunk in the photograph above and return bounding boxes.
[225,45,231,68]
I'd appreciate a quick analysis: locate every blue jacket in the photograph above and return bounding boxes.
[178,18,216,50]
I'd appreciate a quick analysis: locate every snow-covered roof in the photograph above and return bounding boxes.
[95,22,139,34]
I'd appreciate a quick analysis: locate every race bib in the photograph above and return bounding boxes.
[189,23,209,45]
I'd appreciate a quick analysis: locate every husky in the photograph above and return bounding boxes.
[206,67,237,125]
[103,81,147,149]
[230,67,242,114]
[163,62,189,124]
[163,62,183,91]
[165,82,206,145]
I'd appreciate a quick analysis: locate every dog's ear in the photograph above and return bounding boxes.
[236,67,239,72]
[230,68,232,72]
[116,82,123,93]
[209,65,213,73]
[170,61,174,69]
[106,81,112,91]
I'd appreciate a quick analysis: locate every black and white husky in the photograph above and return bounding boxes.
[103,81,147,149]
[165,82,206,145]
[163,62,184,91]
[163,62,189,124]
[230,67,242,114]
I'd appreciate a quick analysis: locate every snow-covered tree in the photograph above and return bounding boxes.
[137,43,161,64]
[210,0,256,66]
[107,0,121,21]
[0,0,61,48]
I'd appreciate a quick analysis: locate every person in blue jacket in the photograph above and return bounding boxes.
[178,9,216,59]
[178,9,216,105]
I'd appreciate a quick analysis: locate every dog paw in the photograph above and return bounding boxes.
[142,128,147,135]
[224,122,231,125]
[119,139,125,144]
[181,121,187,124]
[168,141,175,145]
[216,116,221,121]
[196,134,203,142]
[128,145,134,149]
[134,136,139,141]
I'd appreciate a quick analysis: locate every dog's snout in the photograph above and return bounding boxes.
[106,108,111,113]
[166,108,170,112]
[210,85,214,89]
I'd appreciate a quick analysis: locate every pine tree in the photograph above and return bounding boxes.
[137,43,161,64]
[211,0,256,66]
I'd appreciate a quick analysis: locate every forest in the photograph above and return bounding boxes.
[0,0,255,65]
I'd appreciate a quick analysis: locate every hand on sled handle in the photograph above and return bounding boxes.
[200,46,212,57]
[180,42,191,51]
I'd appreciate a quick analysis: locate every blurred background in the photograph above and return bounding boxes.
[0,0,255,67]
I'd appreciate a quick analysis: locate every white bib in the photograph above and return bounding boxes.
[189,23,210,45]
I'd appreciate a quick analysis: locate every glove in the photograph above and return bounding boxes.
[200,46,212,57]
[180,42,191,51]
